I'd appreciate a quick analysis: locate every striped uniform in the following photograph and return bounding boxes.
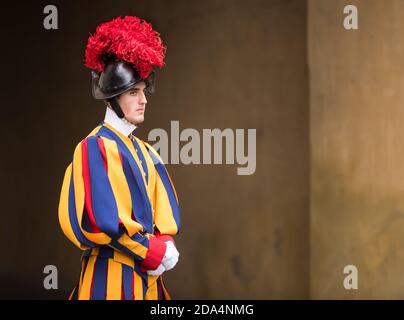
[58,123,181,300]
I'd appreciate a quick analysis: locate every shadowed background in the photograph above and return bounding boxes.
[0,0,309,299]
[4,0,401,300]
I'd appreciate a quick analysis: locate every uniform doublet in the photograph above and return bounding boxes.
[58,113,181,300]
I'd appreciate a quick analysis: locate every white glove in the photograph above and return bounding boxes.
[147,263,166,276]
[161,241,179,271]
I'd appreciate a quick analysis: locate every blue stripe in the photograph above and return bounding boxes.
[86,136,120,238]
[109,239,144,262]
[70,285,78,300]
[109,232,150,263]
[82,246,114,260]
[81,207,94,232]
[122,264,133,300]
[134,261,149,288]
[131,232,150,245]
[96,126,153,233]
[121,156,152,230]
[148,151,181,232]
[141,274,148,298]
[81,256,90,282]
[91,258,108,300]
[68,169,96,247]
[131,138,148,183]
[157,278,163,300]
[98,246,114,259]
[82,249,91,259]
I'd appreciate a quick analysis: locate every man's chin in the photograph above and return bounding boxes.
[130,116,144,125]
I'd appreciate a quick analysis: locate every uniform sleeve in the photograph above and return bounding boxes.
[58,136,166,270]
[145,142,181,237]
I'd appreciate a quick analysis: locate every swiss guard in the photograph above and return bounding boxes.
[58,16,181,300]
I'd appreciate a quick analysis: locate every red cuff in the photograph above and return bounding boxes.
[154,230,176,247]
[155,234,175,246]
[140,236,167,272]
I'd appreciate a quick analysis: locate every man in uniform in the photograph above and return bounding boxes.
[58,16,181,300]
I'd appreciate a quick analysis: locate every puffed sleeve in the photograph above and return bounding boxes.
[144,141,181,237]
[58,135,166,270]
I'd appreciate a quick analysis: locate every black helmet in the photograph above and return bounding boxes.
[92,60,144,100]
[91,60,154,118]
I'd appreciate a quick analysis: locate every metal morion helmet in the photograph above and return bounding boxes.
[84,16,166,118]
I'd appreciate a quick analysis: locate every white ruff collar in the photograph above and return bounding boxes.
[104,107,137,137]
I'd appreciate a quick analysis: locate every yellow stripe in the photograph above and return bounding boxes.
[58,164,83,248]
[106,259,122,300]
[137,140,157,224]
[135,137,155,189]
[143,141,179,232]
[134,272,143,300]
[113,250,135,268]
[116,233,148,259]
[59,126,106,250]
[160,277,171,300]
[144,141,179,203]
[68,287,76,300]
[143,141,164,163]
[72,141,111,245]
[154,173,179,234]
[137,139,157,208]
[103,123,151,200]
[78,258,85,294]
[78,256,96,300]
[145,276,158,300]
[103,138,144,236]
[86,125,102,138]
[166,170,179,204]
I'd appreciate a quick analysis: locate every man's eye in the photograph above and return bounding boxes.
[130,91,137,95]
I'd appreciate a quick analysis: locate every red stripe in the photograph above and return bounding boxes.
[104,263,108,300]
[97,137,108,172]
[121,271,124,300]
[81,139,101,233]
[131,271,134,300]
[118,149,123,165]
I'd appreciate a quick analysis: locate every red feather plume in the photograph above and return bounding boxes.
[84,16,166,79]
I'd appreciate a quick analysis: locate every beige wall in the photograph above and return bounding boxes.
[309,0,404,299]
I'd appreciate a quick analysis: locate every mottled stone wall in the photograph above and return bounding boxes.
[309,0,404,299]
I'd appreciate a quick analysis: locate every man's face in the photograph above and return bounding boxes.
[118,81,148,125]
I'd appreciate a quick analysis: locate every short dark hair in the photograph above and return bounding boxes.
[144,71,155,96]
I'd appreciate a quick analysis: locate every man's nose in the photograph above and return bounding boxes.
[139,91,147,104]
